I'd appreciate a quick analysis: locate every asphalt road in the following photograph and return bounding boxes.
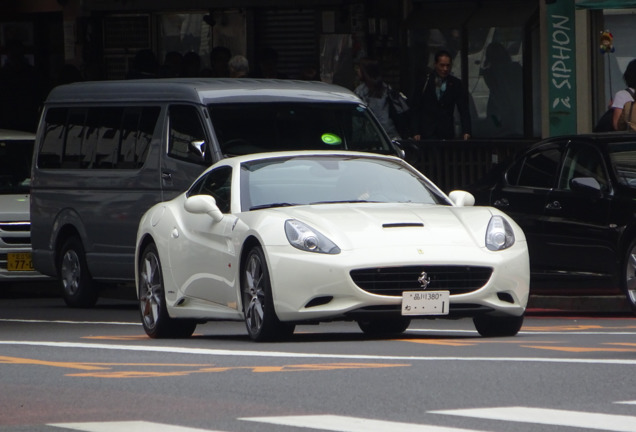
[1,282,636,432]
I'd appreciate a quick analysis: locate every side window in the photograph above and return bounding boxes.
[511,147,561,188]
[168,105,209,165]
[558,144,608,192]
[94,107,122,169]
[62,109,87,169]
[118,107,160,169]
[38,108,67,169]
[189,166,232,214]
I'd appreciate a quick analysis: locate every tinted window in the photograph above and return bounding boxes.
[37,106,160,170]
[208,103,393,156]
[168,105,209,165]
[509,147,561,188]
[559,144,608,191]
[0,138,34,194]
[188,166,232,214]
[609,142,636,187]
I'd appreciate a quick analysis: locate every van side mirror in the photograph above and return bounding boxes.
[189,140,206,159]
[184,194,223,222]
[448,190,475,207]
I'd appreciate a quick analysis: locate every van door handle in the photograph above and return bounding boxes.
[545,200,562,210]
[162,172,172,181]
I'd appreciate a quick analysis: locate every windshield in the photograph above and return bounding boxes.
[240,156,449,211]
[208,102,394,156]
[609,142,636,187]
[0,138,33,194]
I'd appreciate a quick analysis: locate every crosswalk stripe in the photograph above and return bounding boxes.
[431,407,636,431]
[240,414,488,432]
[48,421,224,432]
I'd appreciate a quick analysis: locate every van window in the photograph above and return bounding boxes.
[168,105,210,165]
[37,106,160,170]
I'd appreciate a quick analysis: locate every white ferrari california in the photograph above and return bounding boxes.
[135,151,529,341]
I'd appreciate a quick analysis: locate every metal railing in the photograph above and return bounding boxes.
[400,139,537,193]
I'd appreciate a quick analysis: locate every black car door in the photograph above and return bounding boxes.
[542,141,614,285]
[490,141,564,276]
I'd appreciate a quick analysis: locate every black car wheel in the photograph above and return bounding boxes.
[623,240,636,311]
[241,245,294,342]
[58,236,98,308]
[138,243,196,338]
[357,317,411,335]
[473,314,524,337]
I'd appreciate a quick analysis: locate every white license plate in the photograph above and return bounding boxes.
[401,291,450,316]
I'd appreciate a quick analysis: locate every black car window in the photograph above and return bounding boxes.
[559,144,608,192]
[188,166,232,214]
[609,142,636,187]
[508,147,561,188]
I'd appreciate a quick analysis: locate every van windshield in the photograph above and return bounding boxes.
[0,138,33,194]
[207,102,394,156]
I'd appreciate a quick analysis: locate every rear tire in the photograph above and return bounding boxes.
[473,314,524,337]
[357,317,411,335]
[138,243,196,338]
[58,236,98,308]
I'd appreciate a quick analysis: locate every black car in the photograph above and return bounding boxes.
[469,133,636,311]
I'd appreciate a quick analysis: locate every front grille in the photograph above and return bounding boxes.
[350,265,493,296]
[0,221,31,246]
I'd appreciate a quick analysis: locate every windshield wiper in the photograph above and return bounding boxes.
[250,202,299,210]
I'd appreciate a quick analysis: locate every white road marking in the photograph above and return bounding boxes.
[240,414,486,432]
[48,421,223,432]
[615,400,636,405]
[431,407,636,431]
[0,318,139,325]
[2,340,636,365]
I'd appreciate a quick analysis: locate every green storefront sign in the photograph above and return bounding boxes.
[547,0,577,135]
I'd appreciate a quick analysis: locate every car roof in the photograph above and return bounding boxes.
[44,78,363,105]
[536,132,636,147]
[0,129,36,140]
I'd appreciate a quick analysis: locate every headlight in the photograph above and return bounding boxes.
[285,219,340,254]
[485,215,515,251]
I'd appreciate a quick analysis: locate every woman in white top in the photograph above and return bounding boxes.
[611,59,636,130]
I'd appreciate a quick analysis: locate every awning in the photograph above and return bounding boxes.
[576,0,636,9]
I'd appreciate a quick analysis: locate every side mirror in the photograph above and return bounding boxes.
[184,194,223,222]
[448,190,475,207]
[570,177,602,196]
[189,140,206,159]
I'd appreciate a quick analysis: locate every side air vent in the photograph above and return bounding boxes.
[304,296,333,308]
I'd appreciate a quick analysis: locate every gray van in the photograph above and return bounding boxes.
[30,78,401,307]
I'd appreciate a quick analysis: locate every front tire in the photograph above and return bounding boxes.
[357,317,411,335]
[473,314,524,337]
[241,245,294,342]
[58,236,98,308]
[138,243,196,338]
[622,240,636,312]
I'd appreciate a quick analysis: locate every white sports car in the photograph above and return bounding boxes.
[135,151,529,341]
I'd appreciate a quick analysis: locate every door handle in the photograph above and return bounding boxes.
[493,198,509,208]
[162,172,173,182]
[545,200,562,210]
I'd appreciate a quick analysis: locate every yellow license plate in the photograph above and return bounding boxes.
[7,252,34,271]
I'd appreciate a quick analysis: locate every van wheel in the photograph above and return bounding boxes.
[58,236,99,308]
[139,243,196,338]
[357,317,411,335]
[473,314,524,337]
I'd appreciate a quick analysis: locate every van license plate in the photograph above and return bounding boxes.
[7,252,34,271]
[402,291,449,316]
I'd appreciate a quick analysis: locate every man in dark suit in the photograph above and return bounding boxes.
[410,50,471,140]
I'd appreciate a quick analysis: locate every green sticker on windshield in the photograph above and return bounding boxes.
[321,133,342,145]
